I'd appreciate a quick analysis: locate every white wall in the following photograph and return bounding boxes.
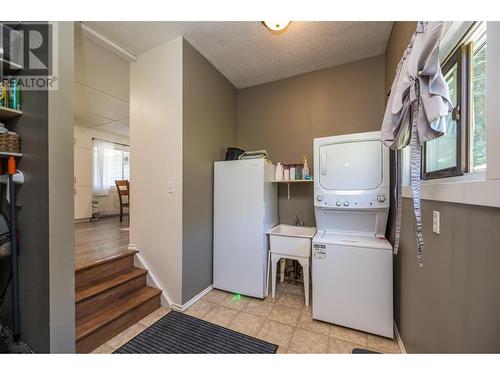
[75,26,130,102]
[129,37,184,306]
[49,21,75,353]
[487,22,500,181]
[74,126,130,218]
[74,23,130,145]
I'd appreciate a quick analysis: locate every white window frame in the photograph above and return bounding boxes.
[402,21,500,208]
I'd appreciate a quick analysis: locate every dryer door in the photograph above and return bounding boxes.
[319,140,383,190]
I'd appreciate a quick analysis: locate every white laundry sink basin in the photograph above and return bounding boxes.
[267,224,317,258]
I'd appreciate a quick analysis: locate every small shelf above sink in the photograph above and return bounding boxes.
[271,179,312,183]
[271,179,313,199]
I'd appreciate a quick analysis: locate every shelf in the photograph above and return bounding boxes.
[271,179,313,183]
[0,151,22,158]
[272,179,314,199]
[0,106,22,121]
[0,57,22,71]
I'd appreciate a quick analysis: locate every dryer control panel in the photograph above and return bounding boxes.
[314,189,389,209]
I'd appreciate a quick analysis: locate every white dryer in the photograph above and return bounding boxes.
[312,131,393,338]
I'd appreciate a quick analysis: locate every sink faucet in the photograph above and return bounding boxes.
[293,214,304,227]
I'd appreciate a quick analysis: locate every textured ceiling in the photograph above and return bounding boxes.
[83,21,393,88]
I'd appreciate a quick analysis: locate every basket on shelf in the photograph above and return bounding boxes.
[0,131,20,154]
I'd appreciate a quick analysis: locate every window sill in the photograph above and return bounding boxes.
[402,172,500,208]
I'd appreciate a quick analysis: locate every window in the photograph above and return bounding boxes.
[422,22,487,180]
[92,139,130,195]
[107,147,130,184]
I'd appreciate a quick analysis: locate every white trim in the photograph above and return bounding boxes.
[170,285,213,312]
[79,22,137,63]
[404,170,486,188]
[130,245,173,307]
[402,177,500,207]
[487,22,500,180]
[74,218,90,224]
[422,171,486,184]
[394,322,406,354]
[98,210,127,218]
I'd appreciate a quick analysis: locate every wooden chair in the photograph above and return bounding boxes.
[115,180,130,222]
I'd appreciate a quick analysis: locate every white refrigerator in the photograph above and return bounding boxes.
[213,159,278,299]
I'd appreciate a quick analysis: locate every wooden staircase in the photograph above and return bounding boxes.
[75,250,161,353]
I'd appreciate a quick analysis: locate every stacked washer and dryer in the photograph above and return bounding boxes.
[312,131,393,338]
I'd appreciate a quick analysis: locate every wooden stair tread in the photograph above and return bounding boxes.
[75,249,138,272]
[76,268,148,303]
[76,286,161,341]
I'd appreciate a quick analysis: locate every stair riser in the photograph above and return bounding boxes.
[76,274,147,320]
[76,295,161,353]
[76,255,134,289]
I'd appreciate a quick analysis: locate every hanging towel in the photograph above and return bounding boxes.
[381,21,453,267]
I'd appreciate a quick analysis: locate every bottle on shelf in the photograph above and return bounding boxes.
[274,162,284,181]
[296,164,303,180]
[7,77,21,111]
[283,165,290,181]
[302,156,310,179]
[289,164,296,181]
[0,82,7,108]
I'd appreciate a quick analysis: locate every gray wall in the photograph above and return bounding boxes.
[182,39,238,304]
[237,55,386,225]
[398,199,500,353]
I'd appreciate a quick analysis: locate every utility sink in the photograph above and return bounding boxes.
[267,224,317,258]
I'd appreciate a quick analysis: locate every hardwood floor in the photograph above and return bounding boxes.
[74,215,162,353]
[75,216,130,270]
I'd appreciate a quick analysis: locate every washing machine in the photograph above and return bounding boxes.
[312,131,394,338]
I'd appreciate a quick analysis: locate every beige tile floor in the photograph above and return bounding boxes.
[92,283,401,354]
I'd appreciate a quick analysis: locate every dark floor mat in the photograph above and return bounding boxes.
[352,347,381,354]
[114,310,277,354]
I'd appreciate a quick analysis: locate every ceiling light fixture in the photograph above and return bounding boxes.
[262,21,291,34]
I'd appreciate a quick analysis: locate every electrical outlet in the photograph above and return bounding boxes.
[433,211,440,234]
[168,181,174,193]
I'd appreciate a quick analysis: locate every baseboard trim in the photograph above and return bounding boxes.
[73,213,127,223]
[130,244,173,308]
[99,212,128,218]
[394,322,406,354]
[74,218,90,224]
[171,285,213,312]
